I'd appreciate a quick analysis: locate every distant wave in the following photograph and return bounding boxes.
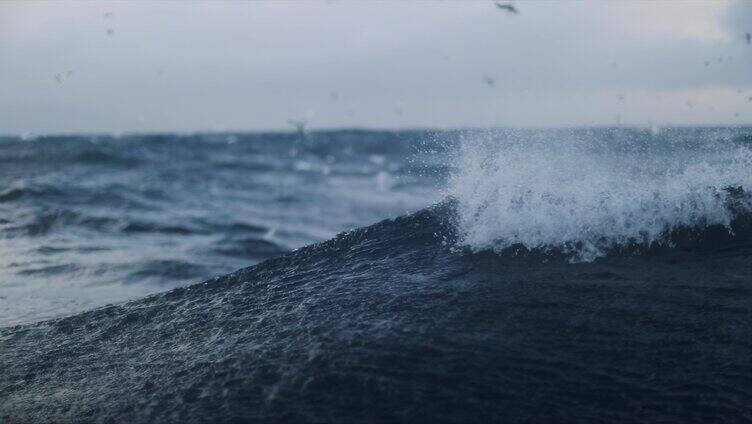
[0,144,141,167]
[212,236,289,259]
[0,186,64,203]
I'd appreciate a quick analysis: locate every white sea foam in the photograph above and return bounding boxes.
[449,131,752,261]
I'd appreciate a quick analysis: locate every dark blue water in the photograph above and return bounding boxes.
[1,128,752,422]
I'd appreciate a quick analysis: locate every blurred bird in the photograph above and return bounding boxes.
[288,119,307,134]
[494,2,518,14]
[54,70,73,84]
[287,119,308,145]
[482,75,495,87]
[106,28,114,36]
[746,32,751,45]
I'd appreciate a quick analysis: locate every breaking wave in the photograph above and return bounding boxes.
[449,131,752,261]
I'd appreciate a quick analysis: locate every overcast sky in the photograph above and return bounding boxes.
[1,0,751,135]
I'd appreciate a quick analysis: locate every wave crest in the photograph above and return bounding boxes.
[449,132,752,261]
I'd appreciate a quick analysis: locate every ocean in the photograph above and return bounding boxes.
[1,127,751,422]
[0,130,441,326]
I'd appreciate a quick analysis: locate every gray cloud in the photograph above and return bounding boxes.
[0,0,750,135]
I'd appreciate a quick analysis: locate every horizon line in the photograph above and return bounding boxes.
[3,123,752,139]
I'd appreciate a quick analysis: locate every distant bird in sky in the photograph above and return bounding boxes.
[494,2,518,14]
[106,28,114,36]
[288,119,308,138]
[482,75,495,87]
[685,100,693,108]
[704,60,710,66]
[616,94,624,102]
[54,70,73,84]
[746,32,751,45]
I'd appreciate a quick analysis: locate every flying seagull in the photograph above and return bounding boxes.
[54,70,74,84]
[288,119,307,135]
[494,2,518,14]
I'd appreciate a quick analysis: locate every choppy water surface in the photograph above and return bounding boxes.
[0,130,442,325]
[2,127,752,422]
